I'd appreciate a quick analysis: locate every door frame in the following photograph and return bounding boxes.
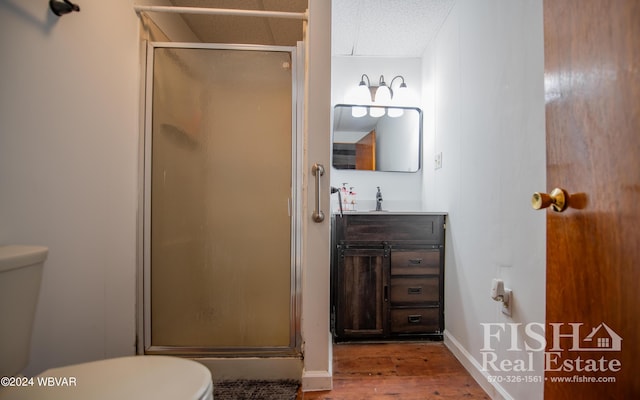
[137,41,304,357]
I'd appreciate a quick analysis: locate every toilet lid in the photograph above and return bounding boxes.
[0,356,212,400]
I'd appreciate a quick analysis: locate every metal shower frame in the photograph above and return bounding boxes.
[135,3,307,358]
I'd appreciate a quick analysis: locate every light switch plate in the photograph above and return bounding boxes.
[435,152,443,169]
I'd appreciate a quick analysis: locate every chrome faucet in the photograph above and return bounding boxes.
[331,186,343,217]
[376,186,383,211]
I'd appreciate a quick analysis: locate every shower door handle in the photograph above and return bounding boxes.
[312,163,325,223]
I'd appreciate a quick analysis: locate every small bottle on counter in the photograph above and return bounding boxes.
[341,183,349,211]
[349,186,357,211]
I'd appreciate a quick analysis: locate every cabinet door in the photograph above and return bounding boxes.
[335,248,389,338]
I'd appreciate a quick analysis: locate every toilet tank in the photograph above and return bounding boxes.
[0,245,48,376]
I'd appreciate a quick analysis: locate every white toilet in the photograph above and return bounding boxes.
[0,245,213,400]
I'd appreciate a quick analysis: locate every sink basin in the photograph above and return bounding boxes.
[334,210,446,216]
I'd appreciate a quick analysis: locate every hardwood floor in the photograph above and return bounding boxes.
[297,342,489,400]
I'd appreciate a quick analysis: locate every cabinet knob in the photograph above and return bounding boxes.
[531,187,568,212]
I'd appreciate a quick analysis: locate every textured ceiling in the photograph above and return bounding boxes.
[167,0,455,57]
[332,0,455,57]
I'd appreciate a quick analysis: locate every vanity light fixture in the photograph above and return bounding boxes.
[351,74,410,118]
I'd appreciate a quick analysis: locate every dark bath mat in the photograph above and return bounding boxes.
[213,379,299,400]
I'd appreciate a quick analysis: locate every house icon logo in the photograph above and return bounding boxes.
[581,323,622,352]
[547,322,623,352]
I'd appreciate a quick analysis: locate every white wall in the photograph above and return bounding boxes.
[422,1,546,399]
[331,56,424,211]
[302,0,333,391]
[0,1,142,374]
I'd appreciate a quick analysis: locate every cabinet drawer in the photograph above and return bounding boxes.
[390,276,439,304]
[390,308,440,333]
[335,214,445,244]
[391,250,440,276]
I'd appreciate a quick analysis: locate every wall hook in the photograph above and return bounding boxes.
[50,0,80,17]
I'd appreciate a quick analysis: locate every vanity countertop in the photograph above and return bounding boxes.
[333,211,448,216]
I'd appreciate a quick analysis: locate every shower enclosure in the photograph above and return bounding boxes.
[141,42,302,356]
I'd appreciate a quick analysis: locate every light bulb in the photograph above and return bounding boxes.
[369,106,385,118]
[393,84,409,104]
[375,85,392,103]
[351,106,367,118]
[387,107,404,118]
[354,83,372,104]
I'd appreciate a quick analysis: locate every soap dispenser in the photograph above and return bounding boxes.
[341,183,349,211]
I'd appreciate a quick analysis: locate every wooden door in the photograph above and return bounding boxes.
[355,130,376,170]
[543,0,640,397]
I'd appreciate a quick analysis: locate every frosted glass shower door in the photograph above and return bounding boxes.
[144,44,299,354]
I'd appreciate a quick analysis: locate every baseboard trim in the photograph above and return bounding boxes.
[443,330,512,400]
[301,370,333,392]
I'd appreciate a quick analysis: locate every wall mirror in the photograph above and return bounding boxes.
[332,105,422,172]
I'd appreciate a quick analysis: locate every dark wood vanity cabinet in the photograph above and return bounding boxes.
[331,213,445,341]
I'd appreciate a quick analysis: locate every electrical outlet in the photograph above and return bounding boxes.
[435,152,443,170]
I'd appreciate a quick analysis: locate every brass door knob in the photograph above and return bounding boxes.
[532,188,569,212]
